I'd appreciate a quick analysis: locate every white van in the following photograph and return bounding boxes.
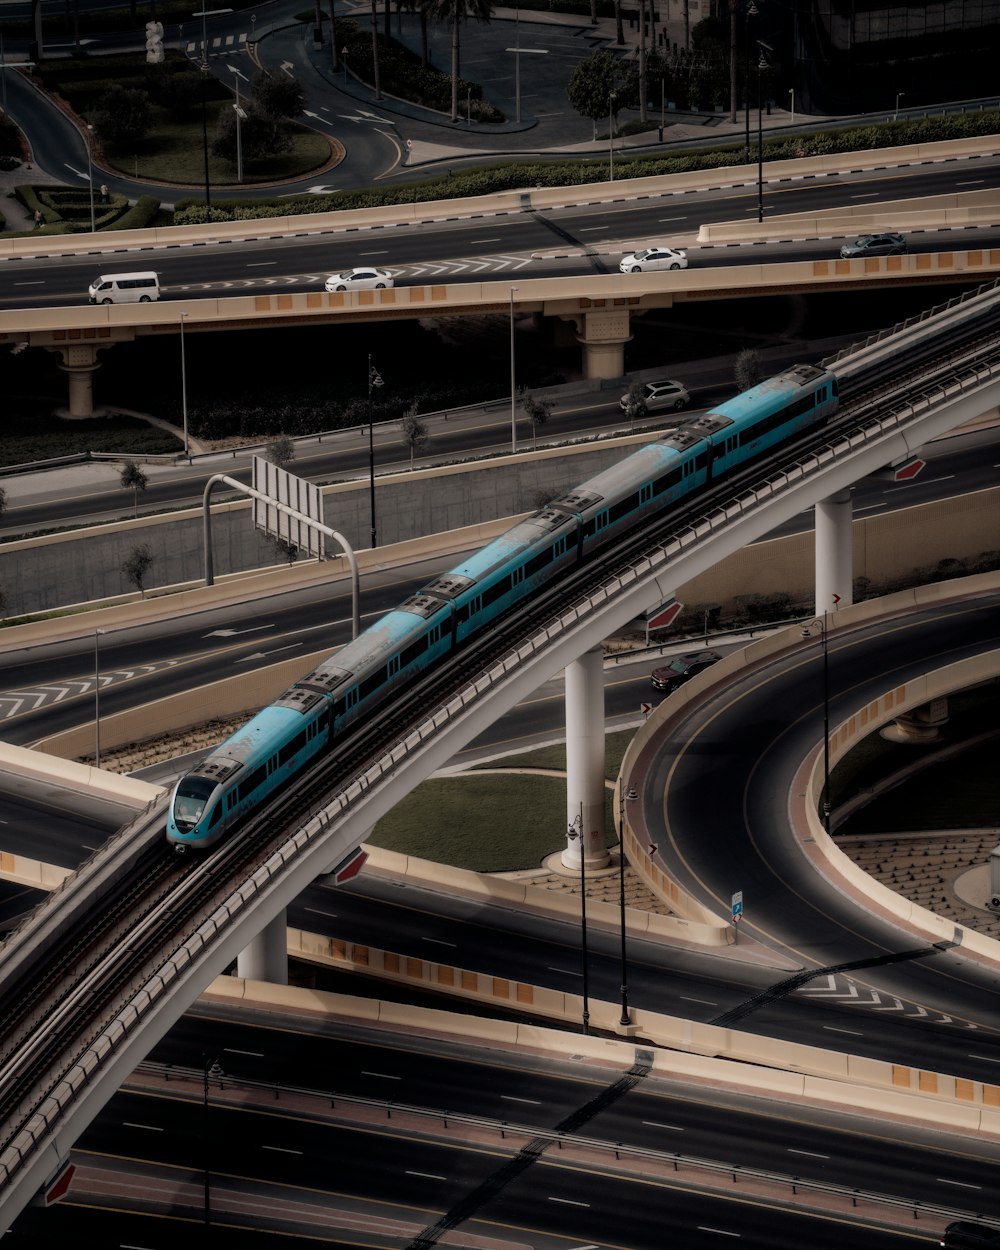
[88,272,161,304]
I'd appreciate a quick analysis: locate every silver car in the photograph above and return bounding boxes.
[620,379,691,413]
[839,232,907,258]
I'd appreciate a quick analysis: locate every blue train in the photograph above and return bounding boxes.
[167,363,838,851]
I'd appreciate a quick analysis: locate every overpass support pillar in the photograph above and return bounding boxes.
[237,910,288,985]
[562,646,609,871]
[575,309,633,380]
[815,489,853,613]
[55,343,103,418]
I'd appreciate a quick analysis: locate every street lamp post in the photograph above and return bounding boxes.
[227,65,249,182]
[367,355,383,548]
[567,811,590,1035]
[743,0,758,163]
[94,628,106,767]
[509,287,518,454]
[608,91,616,181]
[86,124,95,233]
[800,613,831,835]
[202,1055,224,1226]
[180,311,189,457]
[756,50,766,223]
[617,784,638,1026]
[788,86,794,126]
[192,8,233,216]
[894,90,904,121]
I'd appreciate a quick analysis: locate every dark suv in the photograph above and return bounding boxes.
[940,1221,1000,1248]
[650,650,722,693]
[839,232,907,258]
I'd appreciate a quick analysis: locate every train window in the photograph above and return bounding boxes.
[208,803,223,827]
[401,633,430,668]
[525,546,553,578]
[388,655,401,677]
[482,575,513,608]
[609,493,639,525]
[640,482,652,504]
[345,687,359,710]
[358,670,385,701]
[653,466,682,495]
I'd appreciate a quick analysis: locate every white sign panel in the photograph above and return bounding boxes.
[252,456,324,559]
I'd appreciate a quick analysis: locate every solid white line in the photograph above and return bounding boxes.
[697,1227,740,1237]
[657,216,687,222]
[470,238,501,244]
[549,967,583,977]
[263,1145,303,1155]
[680,995,718,1006]
[224,1047,264,1057]
[822,1025,864,1037]
[304,907,338,918]
[407,1170,446,1180]
[123,1122,163,1131]
[850,192,879,198]
[788,1147,829,1159]
[246,261,276,267]
[969,1054,1000,1063]
[885,474,953,490]
[548,1197,590,1207]
[937,1178,982,1189]
[362,1070,402,1079]
[642,1121,684,1131]
[422,937,457,947]
[956,179,985,185]
[14,280,45,286]
[359,249,389,255]
[502,1095,541,1104]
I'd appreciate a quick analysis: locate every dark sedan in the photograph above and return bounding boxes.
[650,650,722,693]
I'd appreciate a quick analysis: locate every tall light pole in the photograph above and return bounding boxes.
[180,311,189,457]
[743,0,758,163]
[568,810,589,1035]
[788,86,794,126]
[608,91,616,181]
[894,90,904,121]
[192,8,233,215]
[509,287,518,454]
[800,613,831,835]
[367,355,383,548]
[86,124,95,233]
[227,65,249,182]
[203,1055,224,1226]
[94,628,105,767]
[617,784,638,1027]
[756,49,766,223]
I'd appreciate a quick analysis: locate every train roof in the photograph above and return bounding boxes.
[194,703,305,782]
[440,508,575,588]
[708,364,833,424]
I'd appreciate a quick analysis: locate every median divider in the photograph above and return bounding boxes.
[207,967,1000,1136]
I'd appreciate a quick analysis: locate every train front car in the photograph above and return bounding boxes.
[167,699,330,853]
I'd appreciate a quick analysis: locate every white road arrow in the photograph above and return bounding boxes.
[206,626,271,637]
[280,60,295,77]
[303,110,338,129]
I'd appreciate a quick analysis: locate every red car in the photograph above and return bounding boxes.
[650,650,722,693]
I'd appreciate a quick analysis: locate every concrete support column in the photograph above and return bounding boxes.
[562,646,609,870]
[55,343,102,417]
[237,909,288,984]
[576,309,634,380]
[815,489,853,613]
[882,697,949,743]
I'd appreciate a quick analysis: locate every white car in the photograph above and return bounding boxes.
[619,247,688,273]
[325,267,394,291]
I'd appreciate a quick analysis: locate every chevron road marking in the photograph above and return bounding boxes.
[0,662,178,720]
[797,973,970,1027]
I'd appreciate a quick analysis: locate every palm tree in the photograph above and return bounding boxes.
[423,0,493,122]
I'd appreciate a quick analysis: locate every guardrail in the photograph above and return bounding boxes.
[135,1061,968,1233]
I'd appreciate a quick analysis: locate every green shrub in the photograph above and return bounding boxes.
[109,195,161,230]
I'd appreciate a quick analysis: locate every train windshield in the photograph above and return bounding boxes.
[172,777,216,829]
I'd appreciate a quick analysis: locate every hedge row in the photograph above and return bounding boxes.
[172,109,1000,225]
[11,184,158,234]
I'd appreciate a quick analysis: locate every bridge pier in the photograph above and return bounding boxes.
[882,697,950,743]
[237,910,288,984]
[55,343,104,418]
[815,489,854,612]
[562,646,609,870]
[573,309,634,380]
